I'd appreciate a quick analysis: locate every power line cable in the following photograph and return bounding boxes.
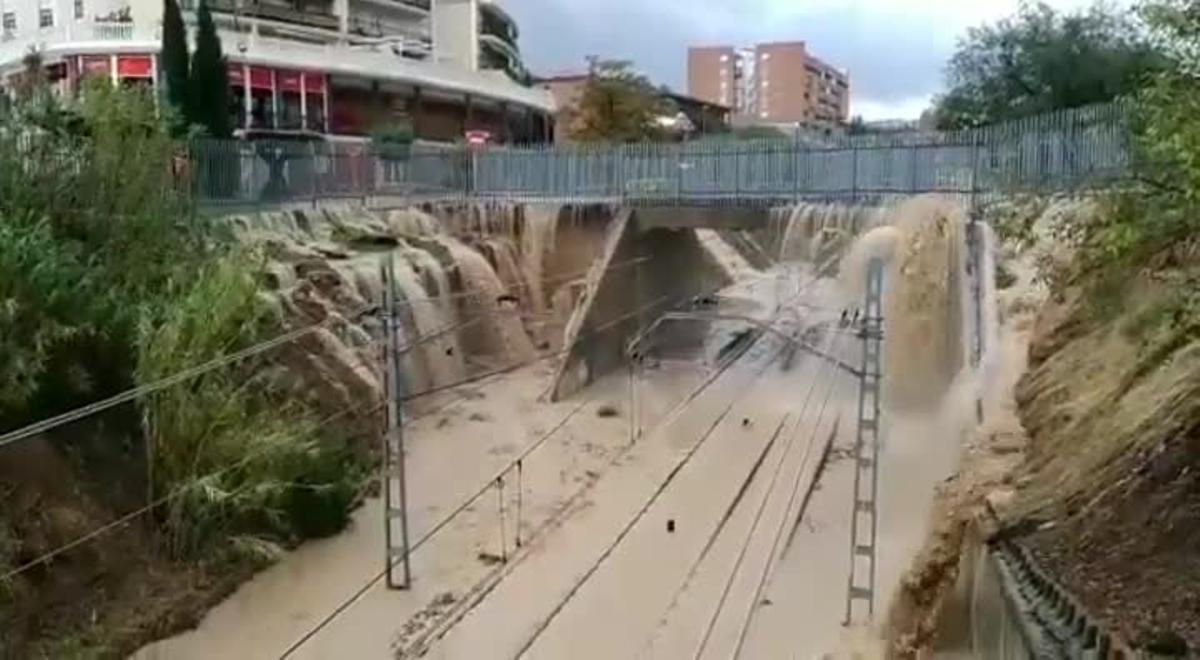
[397,317,780,657]
[280,277,800,658]
[512,332,794,658]
[277,392,596,659]
[690,331,842,660]
[729,343,847,658]
[1,397,384,582]
[0,254,654,449]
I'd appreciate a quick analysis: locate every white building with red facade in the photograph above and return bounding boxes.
[0,0,554,143]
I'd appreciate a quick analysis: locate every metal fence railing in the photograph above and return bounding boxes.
[189,102,1132,207]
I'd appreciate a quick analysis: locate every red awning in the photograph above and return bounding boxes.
[249,66,272,90]
[80,55,111,78]
[277,69,301,93]
[303,72,326,93]
[117,55,153,78]
[227,64,245,86]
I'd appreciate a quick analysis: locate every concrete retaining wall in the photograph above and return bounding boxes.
[550,209,733,400]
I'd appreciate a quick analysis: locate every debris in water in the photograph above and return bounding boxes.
[476,551,505,566]
[742,417,752,428]
[667,519,676,533]
[596,404,620,418]
[469,412,491,422]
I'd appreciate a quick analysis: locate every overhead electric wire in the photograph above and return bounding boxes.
[0,254,653,450]
[690,331,842,660]
[277,392,597,659]
[281,276,809,658]
[729,340,848,659]
[636,413,791,658]
[0,396,385,583]
[397,320,779,657]
[512,333,793,658]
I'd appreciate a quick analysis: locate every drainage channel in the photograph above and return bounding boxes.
[989,540,1131,659]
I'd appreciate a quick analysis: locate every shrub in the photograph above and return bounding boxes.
[0,81,198,430]
[137,250,363,556]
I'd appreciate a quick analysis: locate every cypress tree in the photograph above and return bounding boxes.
[161,0,189,130]
[187,0,233,138]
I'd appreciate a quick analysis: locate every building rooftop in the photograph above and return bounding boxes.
[663,91,730,113]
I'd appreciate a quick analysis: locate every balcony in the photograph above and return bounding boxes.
[479,38,528,86]
[0,22,159,67]
[352,0,430,16]
[479,2,517,49]
[392,0,429,11]
[200,0,340,32]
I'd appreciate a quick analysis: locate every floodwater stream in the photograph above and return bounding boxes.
[136,196,993,659]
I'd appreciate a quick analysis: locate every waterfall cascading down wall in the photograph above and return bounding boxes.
[228,202,621,425]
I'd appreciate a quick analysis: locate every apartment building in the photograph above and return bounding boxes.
[0,0,555,142]
[687,41,849,127]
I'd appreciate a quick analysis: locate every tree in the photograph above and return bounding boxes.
[187,0,233,138]
[161,0,189,131]
[568,60,672,142]
[935,2,1165,129]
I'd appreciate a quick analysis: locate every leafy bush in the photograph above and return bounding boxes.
[1015,3,1200,274]
[0,76,365,567]
[0,81,198,430]
[936,2,1164,128]
[138,250,363,557]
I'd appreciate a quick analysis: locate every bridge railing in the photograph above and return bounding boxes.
[189,102,1131,207]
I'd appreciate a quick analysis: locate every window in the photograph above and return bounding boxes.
[719,54,728,62]
[2,11,15,32]
[760,52,770,60]
[39,7,53,27]
[74,0,83,19]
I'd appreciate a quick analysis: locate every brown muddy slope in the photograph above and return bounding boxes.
[887,198,1200,655]
[1008,268,1200,650]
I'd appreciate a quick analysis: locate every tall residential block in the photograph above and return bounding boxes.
[687,40,849,126]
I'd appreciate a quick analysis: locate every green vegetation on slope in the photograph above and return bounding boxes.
[936,1,1164,129]
[0,78,366,656]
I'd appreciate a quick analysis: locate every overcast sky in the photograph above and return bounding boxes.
[503,0,1097,120]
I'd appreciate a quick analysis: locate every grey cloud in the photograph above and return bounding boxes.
[505,0,958,113]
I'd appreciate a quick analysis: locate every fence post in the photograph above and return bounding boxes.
[850,142,859,203]
[792,135,802,203]
[310,141,318,208]
[909,144,918,193]
[675,144,683,202]
[734,146,741,199]
[970,132,982,208]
